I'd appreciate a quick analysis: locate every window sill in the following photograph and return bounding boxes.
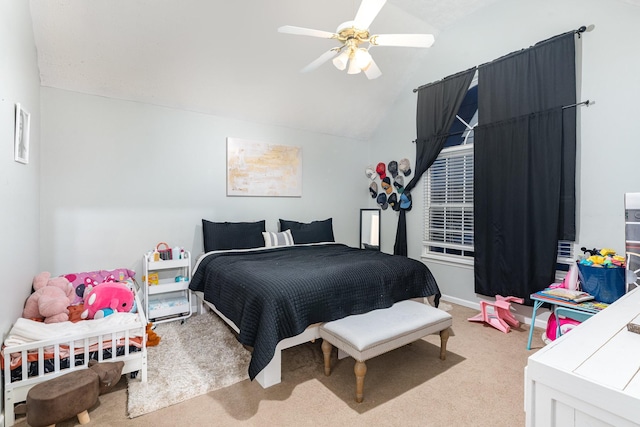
[421,252,474,269]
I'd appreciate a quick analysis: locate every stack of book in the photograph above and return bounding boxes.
[537,288,595,303]
[532,288,609,311]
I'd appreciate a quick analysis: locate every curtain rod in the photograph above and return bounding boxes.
[575,25,588,37]
[563,99,593,109]
[411,100,593,143]
[412,25,590,93]
[412,67,476,93]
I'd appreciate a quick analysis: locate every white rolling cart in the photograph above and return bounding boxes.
[143,250,192,324]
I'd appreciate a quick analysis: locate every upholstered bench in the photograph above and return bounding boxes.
[319,300,453,403]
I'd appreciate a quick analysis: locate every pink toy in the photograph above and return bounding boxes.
[63,268,135,306]
[22,272,75,324]
[544,313,581,342]
[80,282,135,320]
[468,295,524,333]
[548,261,580,291]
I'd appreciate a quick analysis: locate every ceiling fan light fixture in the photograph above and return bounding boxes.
[280,0,435,79]
[332,50,350,71]
[354,48,373,70]
[347,59,362,75]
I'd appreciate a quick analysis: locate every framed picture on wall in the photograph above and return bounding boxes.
[226,137,302,197]
[14,103,30,164]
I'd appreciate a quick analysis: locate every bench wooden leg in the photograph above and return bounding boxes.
[321,339,333,376]
[439,327,451,360]
[354,360,367,403]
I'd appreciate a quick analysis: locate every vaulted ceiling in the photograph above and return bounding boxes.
[29,0,506,140]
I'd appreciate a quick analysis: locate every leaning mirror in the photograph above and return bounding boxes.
[360,208,381,250]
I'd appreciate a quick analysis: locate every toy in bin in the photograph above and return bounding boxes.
[143,272,159,285]
[577,247,626,304]
[151,242,184,261]
[156,242,172,260]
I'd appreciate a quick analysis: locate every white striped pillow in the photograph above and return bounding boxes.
[262,229,295,247]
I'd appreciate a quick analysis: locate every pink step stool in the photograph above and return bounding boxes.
[468,295,524,333]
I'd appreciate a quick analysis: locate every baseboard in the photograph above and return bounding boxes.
[440,294,549,331]
[439,294,480,311]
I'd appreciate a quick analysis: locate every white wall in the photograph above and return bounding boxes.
[1,1,41,422]
[39,88,368,276]
[0,2,41,336]
[370,0,640,309]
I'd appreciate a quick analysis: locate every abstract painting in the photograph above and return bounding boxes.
[226,137,302,197]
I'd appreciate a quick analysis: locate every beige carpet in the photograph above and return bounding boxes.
[127,310,251,417]
[12,302,546,426]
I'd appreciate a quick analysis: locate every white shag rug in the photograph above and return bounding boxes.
[127,310,251,418]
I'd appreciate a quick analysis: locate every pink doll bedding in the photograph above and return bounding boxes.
[62,268,135,306]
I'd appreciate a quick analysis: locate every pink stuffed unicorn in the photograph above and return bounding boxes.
[80,282,134,320]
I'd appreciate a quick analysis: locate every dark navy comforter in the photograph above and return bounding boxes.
[189,243,440,379]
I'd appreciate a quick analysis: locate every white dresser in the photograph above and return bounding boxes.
[525,287,640,426]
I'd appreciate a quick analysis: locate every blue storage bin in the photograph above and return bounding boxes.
[577,264,626,304]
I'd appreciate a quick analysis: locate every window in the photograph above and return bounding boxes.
[555,241,575,281]
[423,144,474,265]
[422,81,574,272]
[422,82,477,266]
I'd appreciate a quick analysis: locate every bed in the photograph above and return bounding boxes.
[2,282,147,427]
[189,221,440,388]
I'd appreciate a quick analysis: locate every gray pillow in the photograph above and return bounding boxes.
[262,230,295,247]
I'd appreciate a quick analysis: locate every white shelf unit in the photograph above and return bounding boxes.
[143,251,192,324]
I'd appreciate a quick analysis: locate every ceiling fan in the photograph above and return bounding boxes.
[278,0,435,79]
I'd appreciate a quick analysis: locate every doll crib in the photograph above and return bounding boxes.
[2,285,148,426]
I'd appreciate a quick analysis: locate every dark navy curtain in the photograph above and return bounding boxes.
[393,68,475,256]
[474,32,577,302]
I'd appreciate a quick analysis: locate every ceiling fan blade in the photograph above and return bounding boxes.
[363,58,382,80]
[301,49,339,73]
[278,25,336,39]
[353,0,387,30]
[370,34,435,48]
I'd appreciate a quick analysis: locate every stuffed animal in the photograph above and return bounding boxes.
[581,247,601,257]
[22,272,75,323]
[87,359,125,394]
[146,323,161,347]
[63,268,136,306]
[81,282,135,320]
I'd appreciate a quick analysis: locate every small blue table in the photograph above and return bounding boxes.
[527,292,605,350]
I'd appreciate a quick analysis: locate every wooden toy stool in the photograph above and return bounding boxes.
[26,369,100,427]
